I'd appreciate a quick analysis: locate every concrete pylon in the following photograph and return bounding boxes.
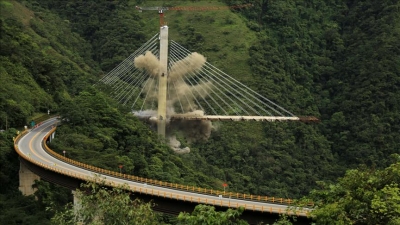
[19,161,40,196]
[157,25,169,138]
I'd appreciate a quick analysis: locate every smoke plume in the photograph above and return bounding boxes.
[169,52,206,81]
[169,135,190,154]
[133,51,215,151]
[168,120,214,142]
[134,51,160,77]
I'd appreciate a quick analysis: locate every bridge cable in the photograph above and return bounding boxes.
[100,34,159,84]
[120,73,148,107]
[131,76,152,110]
[169,43,243,115]
[170,42,256,116]
[168,55,207,114]
[115,70,149,105]
[140,77,156,111]
[167,56,207,114]
[99,34,159,85]
[171,41,293,116]
[167,60,186,113]
[112,47,159,102]
[168,48,229,115]
[168,49,225,115]
[109,44,159,97]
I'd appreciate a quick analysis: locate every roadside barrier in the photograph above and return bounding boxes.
[13,123,313,216]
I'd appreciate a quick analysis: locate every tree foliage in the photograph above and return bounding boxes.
[309,156,400,225]
[50,179,159,225]
[1,0,400,223]
[177,204,248,225]
[0,128,52,224]
[28,0,147,72]
[50,87,215,187]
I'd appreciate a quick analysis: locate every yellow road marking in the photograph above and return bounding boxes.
[28,122,79,174]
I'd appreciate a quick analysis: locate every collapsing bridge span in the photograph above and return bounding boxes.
[98,27,317,136]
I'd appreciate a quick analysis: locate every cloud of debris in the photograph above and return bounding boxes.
[133,51,214,152]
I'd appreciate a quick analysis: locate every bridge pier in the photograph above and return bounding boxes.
[50,130,55,142]
[72,190,86,224]
[157,25,169,138]
[72,190,81,212]
[19,161,40,195]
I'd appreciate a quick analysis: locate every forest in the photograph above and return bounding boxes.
[0,0,399,224]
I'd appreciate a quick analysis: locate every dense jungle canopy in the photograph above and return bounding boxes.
[0,0,399,224]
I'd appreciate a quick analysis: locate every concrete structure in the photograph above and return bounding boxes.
[170,115,302,122]
[157,25,169,137]
[19,161,40,195]
[50,130,55,142]
[72,190,82,217]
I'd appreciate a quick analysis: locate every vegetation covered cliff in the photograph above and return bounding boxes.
[0,0,399,223]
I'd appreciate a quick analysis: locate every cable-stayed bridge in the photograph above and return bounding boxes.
[15,22,315,224]
[98,26,317,137]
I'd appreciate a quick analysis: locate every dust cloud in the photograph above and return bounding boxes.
[133,51,215,153]
[169,136,190,154]
[167,80,213,112]
[134,51,160,77]
[168,53,206,81]
[133,110,157,121]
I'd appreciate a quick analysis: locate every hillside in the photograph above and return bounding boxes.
[0,0,100,128]
[1,0,400,223]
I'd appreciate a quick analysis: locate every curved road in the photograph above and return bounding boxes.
[16,118,309,216]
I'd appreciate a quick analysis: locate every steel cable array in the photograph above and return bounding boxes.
[98,34,297,119]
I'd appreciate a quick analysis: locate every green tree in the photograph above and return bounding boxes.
[309,155,400,225]
[177,204,248,225]
[50,179,159,225]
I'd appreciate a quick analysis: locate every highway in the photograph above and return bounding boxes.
[15,118,310,216]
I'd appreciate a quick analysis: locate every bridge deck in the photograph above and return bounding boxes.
[170,115,301,121]
[14,118,312,221]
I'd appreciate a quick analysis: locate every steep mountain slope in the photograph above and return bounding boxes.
[226,0,400,164]
[0,1,97,223]
[0,0,99,129]
[2,0,399,208]
[324,1,400,167]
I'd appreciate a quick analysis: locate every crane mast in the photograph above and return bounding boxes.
[135,3,253,27]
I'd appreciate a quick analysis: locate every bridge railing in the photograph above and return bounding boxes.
[40,126,313,208]
[12,123,312,215]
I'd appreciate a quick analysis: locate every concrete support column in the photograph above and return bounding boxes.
[72,190,81,212]
[72,190,84,224]
[157,25,169,138]
[50,131,55,142]
[19,161,40,196]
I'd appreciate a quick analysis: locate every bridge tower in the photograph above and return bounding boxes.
[157,25,169,137]
[136,4,253,137]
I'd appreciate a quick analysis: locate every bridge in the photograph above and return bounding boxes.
[97,26,317,139]
[15,118,312,224]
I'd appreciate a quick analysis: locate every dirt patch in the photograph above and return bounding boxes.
[4,0,35,26]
